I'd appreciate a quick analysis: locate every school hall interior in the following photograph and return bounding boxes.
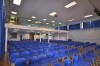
[0,0,100,66]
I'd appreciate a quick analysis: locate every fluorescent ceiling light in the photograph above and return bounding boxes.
[13,0,22,5]
[11,11,17,14]
[28,19,31,22]
[35,21,38,23]
[32,16,36,18]
[59,23,62,24]
[49,12,57,16]
[53,24,55,26]
[38,21,41,23]
[46,23,49,24]
[52,21,55,23]
[65,1,77,8]
[43,19,47,21]
[10,20,14,22]
[68,19,74,21]
[84,14,93,18]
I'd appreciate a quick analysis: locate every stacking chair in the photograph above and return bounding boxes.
[15,58,26,66]
[28,56,39,66]
[52,62,62,66]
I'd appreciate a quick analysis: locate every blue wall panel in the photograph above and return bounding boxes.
[0,0,5,59]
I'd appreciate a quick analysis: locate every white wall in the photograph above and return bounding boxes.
[22,33,30,39]
[68,28,100,44]
[53,33,67,40]
[53,28,100,44]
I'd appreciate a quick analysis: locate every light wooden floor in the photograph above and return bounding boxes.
[0,54,9,66]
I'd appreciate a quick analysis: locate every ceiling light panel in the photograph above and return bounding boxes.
[32,16,36,18]
[52,21,55,23]
[11,11,17,14]
[68,19,75,21]
[84,15,93,18]
[65,1,77,8]
[59,23,62,24]
[43,19,47,21]
[46,23,49,24]
[35,21,38,23]
[13,0,22,5]
[38,21,41,23]
[28,19,31,22]
[49,12,57,16]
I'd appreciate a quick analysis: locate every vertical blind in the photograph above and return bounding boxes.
[69,23,80,30]
[83,22,91,29]
[54,19,100,31]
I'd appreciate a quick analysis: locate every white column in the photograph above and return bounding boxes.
[40,33,42,43]
[48,32,50,43]
[58,33,59,40]
[5,28,8,53]
[67,32,69,41]
[34,33,36,41]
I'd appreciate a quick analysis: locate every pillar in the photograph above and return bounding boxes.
[40,33,42,43]
[5,28,8,53]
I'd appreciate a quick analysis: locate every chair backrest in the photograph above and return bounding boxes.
[38,54,47,61]
[10,53,19,59]
[53,50,59,58]
[29,56,38,64]
[47,52,53,58]
[21,51,30,58]
[15,58,26,66]
[64,59,71,66]
[53,62,62,66]
[72,56,78,64]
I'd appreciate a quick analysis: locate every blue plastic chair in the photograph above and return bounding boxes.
[15,58,26,66]
[64,59,71,66]
[21,51,30,59]
[9,53,19,63]
[28,56,39,66]
[53,62,62,66]
[38,54,48,66]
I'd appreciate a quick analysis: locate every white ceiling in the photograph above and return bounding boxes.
[6,0,100,27]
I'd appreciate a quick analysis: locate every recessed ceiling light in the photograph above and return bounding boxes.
[11,15,15,19]
[11,11,17,14]
[46,23,49,24]
[68,19,75,21]
[38,21,41,23]
[28,19,31,22]
[49,12,57,16]
[10,20,15,23]
[84,14,93,18]
[32,16,36,18]
[59,23,62,24]
[35,21,38,23]
[43,19,47,21]
[52,21,55,23]
[13,0,22,5]
[65,1,77,8]
[53,24,55,26]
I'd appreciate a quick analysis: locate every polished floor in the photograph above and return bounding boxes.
[0,54,9,66]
